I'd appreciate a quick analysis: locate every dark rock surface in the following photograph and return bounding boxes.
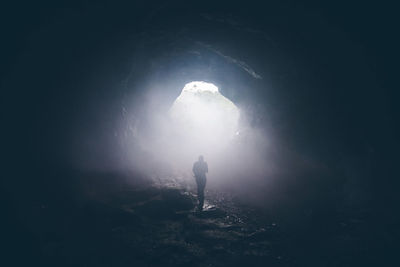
[11,172,391,267]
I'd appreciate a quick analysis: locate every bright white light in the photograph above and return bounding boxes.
[182,81,219,93]
[169,81,239,159]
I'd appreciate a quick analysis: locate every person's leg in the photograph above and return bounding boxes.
[198,178,206,210]
[195,178,202,210]
[198,190,204,210]
[196,177,202,194]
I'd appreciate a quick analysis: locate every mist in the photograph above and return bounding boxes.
[122,80,272,190]
[3,1,398,266]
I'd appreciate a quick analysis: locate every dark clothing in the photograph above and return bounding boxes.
[193,161,208,178]
[195,176,206,210]
[193,160,208,211]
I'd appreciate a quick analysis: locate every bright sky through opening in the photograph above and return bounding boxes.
[169,81,240,161]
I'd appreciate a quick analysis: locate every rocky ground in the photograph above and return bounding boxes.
[13,172,395,267]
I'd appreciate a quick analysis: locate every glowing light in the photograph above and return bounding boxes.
[169,81,239,157]
[182,81,219,93]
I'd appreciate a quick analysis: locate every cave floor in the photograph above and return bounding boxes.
[27,174,386,267]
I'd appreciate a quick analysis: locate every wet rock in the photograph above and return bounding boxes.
[131,189,195,219]
[196,206,227,218]
[134,199,176,219]
[247,228,273,242]
[161,188,195,211]
[202,229,238,241]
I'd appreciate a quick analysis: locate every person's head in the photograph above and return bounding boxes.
[198,155,204,162]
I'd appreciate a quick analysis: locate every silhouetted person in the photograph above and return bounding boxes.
[193,155,208,211]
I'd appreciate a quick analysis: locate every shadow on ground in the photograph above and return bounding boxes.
[10,171,395,267]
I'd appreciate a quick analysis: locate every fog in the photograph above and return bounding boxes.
[3,2,398,266]
[51,5,393,214]
[66,45,329,208]
[118,80,275,194]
